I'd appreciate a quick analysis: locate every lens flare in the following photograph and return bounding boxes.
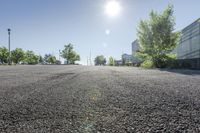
[105,0,121,17]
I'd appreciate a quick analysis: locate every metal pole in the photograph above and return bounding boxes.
[8,28,11,65]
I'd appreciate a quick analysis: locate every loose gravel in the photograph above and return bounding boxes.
[0,65,200,132]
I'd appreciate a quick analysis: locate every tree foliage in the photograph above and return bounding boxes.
[24,50,39,64]
[44,54,50,64]
[0,44,80,65]
[38,55,44,64]
[108,56,115,66]
[44,54,56,64]
[0,46,9,64]
[137,5,180,68]
[47,55,56,64]
[94,55,106,66]
[61,44,80,64]
[11,48,25,64]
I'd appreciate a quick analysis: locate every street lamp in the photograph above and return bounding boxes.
[7,28,11,65]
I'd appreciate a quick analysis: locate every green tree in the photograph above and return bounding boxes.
[44,54,50,64]
[47,55,56,64]
[24,50,39,64]
[137,5,180,68]
[11,48,25,64]
[71,53,80,64]
[38,55,44,64]
[43,54,56,64]
[94,55,106,66]
[61,44,80,64]
[0,46,9,64]
[108,56,115,66]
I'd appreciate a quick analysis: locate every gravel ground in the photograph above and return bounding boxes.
[0,65,200,132]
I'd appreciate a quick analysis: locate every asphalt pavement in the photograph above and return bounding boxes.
[0,65,200,132]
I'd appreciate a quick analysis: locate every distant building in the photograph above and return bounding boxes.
[64,60,68,64]
[176,18,200,69]
[131,40,142,64]
[55,60,61,65]
[114,60,122,66]
[120,40,142,65]
[122,53,133,64]
[132,39,140,55]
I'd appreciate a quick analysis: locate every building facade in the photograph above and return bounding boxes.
[131,39,142,64]
[114,60,122,66]
[122,53,133,64]
[177,18,200,59]
[132,39,140,55]
[176,18,200,69]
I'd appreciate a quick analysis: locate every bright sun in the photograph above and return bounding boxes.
[105,0,121,17]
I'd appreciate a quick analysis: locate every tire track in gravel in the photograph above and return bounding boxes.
[0,68,79,101]
[58,67,104,133]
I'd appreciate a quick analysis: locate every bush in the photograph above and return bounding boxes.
[140,60,154,68]
[125,62,133,66]
[153,53,176,68]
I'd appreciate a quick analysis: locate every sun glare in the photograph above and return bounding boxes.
[105,29,110,35]
[105,0,121,17]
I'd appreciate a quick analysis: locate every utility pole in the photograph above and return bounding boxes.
[8,28,11,65]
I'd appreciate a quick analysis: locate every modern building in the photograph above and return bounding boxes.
[176,18,200,69]
[122,53,133,64]
[132,39,140,55]
[114,60,122,66]
[131,39,142,64]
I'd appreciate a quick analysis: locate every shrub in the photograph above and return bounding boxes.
[140,60,154,68]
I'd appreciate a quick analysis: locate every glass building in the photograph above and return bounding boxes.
[175,18,200,69]
[177,18,200,59]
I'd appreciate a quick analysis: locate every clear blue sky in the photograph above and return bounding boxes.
[0,0,200,65]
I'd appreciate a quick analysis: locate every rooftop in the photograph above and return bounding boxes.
[182,18,200,32]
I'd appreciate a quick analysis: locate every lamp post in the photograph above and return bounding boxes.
[8,28,11,65]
